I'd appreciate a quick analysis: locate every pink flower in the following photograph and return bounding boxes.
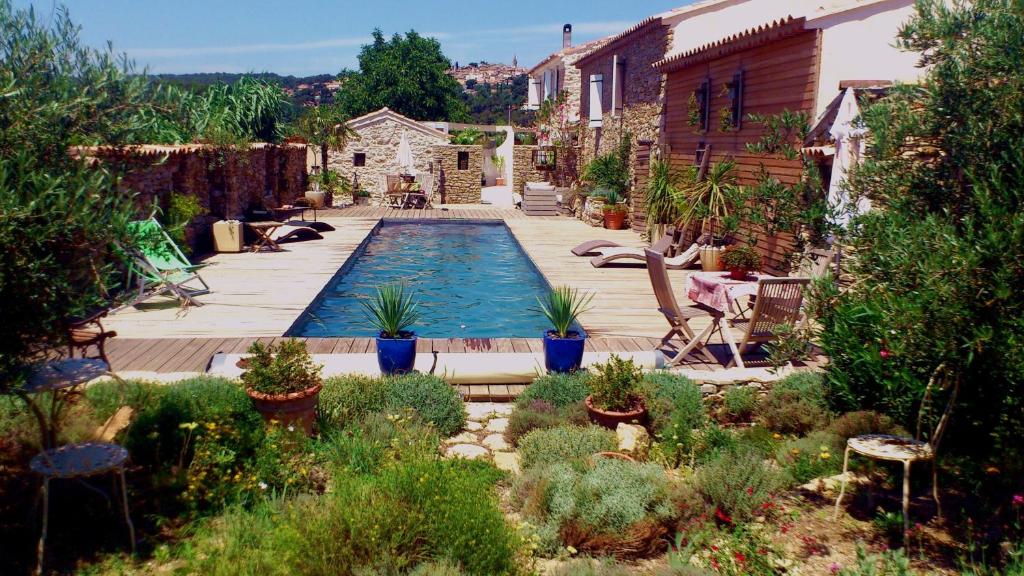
[879,349,891,359]
[830,562,841,574]
[1013,494,1024,506]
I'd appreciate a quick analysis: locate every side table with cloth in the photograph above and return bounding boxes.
[684,271,772,368]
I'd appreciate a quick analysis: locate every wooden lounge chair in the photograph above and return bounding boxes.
[726,277,810,367]
[571,227,679,256]
[123,217,210,307]
[591,240,701,269]
[645,249,718,366]
[269,223,323,244]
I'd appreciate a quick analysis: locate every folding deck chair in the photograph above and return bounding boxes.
[123,217,210,307]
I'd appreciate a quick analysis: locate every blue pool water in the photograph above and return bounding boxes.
[287,220,560,338]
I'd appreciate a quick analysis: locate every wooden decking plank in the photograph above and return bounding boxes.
[493,338,514,353]
[330,337,355,353]
[143,338,196,371]
[109,338,170,370]
[510,339,531,353]
[447,338,466,353]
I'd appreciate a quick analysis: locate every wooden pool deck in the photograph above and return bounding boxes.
[103,205,784,381]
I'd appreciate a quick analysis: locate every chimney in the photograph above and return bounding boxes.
[563,24,572,49]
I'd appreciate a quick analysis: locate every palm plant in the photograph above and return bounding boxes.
[645,159,688,229]
[673,159,746,246]
[362,283,421,339]
[292,103,358,171]
[535,286,593,338]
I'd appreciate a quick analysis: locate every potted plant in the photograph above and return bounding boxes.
[536,285,593,373]
[601,190,628,230]
[493,154,507,186]
[241,339,323,435]
[720,244,761,279]
[673,159,745,272]
[585,354,646,429]
[363,283,420,375]
[354,189,371,206]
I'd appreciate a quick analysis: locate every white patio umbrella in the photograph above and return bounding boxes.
[396,131,416,175]
[828,87,871,228]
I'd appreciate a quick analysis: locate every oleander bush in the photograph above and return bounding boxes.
[505,399,589,446]
[515,457,677,557]
[319,373,465,436]
[184,458,519,575]
[757,373,831,435]
[695,448,784,523]
[516,371,592,408]
[517,425,617,471]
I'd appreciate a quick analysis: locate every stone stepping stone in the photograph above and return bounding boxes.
[482,434,510,451]
[465,402,513,420]
[492,451,520,474]
[445,444,489,460]
[444,432,479,445]
[465,421,483,431]
[486,418,508,433]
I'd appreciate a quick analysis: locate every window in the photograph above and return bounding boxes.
[353,152,366,167]
[457,151,469,170]
[534,149,556,170]
[695,78,712,132]
[726,70,745,130]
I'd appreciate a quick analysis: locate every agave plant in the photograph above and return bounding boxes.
[362,283,421,339]
[535,286,593,338]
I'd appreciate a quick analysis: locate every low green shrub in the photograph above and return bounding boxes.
[775,431,843,485]
[735,426,780,458]
[505,399,589,446]
[317,411,440,475]
[546,558,635,576]
[320,373,465,437]
[720,386,759,423]
[124,376,262,467]
[692,423,739,465]
[836,545,913,576]
[642,371,704,434]
[827,410,906,443]
[757,373,831,435]
[381,373,465,437]
[518,425,617,470]
[84,378,166,422]
[589,355,644,412]
[184,458,519,575]
[695,449,784,523]
[515,457,676,557]
[516,371,592,408]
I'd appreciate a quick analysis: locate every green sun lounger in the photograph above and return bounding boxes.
[123,217,210,307]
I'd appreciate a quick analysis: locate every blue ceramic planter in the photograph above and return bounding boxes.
[376,332,417,375]
[543,331,586,373]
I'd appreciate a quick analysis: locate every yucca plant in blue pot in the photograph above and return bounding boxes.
[536,286,593,373]
[364,283,420,375]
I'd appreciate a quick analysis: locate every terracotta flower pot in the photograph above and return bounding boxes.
[585,395,646,430]
[603,210,626,230]
[728,267,750,280]
[246,383,322,435]
[496,177,507,186]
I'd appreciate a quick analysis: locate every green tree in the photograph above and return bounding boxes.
[291,103,357,171]
[816,0,1024,470]
[0,1,148,383]
[337,30,467,121]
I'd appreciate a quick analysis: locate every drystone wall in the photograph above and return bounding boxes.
[435,145,483,204]
[78,143,306,252]
[512,145,551,193]
[327,119,446,203]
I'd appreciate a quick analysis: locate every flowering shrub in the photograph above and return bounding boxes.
[695,449,784,523]
[720,386,759,423]
[775,431,843,485]
[669,522,785,576]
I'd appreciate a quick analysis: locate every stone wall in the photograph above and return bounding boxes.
[436,144,483,204]
[577,24,670,176]
[327,118,446,203]
[79,143,307,252]
[512,145,551,193]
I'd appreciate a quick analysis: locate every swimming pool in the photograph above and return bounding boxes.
[287,220,564,338]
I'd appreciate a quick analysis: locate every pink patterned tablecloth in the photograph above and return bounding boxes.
[685,271,769,313]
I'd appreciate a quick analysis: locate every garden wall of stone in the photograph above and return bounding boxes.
[512,145,551,193]
[435,145,483,204]
[75,143,307,252]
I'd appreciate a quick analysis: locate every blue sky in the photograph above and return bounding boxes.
[15,0,692,76]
